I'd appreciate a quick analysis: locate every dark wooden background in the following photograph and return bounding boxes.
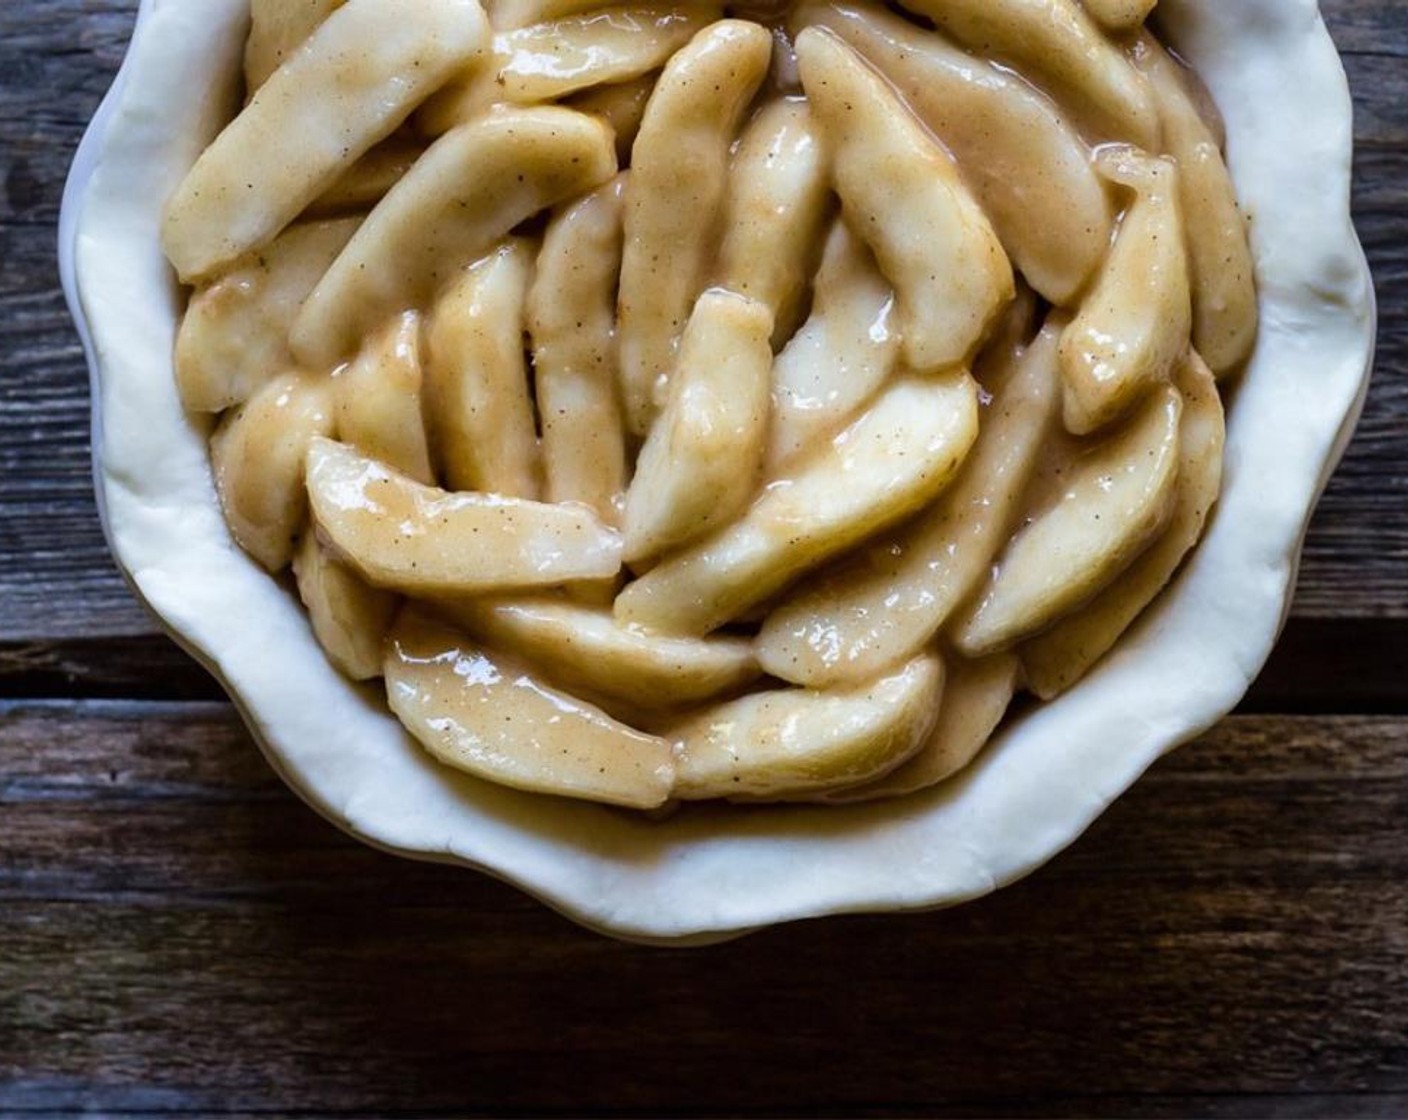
[2,2,1405,1116]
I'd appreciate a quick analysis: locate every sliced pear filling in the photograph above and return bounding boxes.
[420,3,723,135]
[623,289,774,564]
[807,652,1020,804]
[616,20,774,435]
[1059,148,1192,436]
[956,383,1185,657]
[797,27,1014,373]
[794,0,1114,306]
[1022,350,1226,699]
[170,0,1244,807]
[673,655,944,801]
[306,438,623,594]
[892,0,1159,147]
[616,375,981,637]
[765,220,900,475]
[334,310,435,486]
[176,218,359,414]
[211,371,335,573]
[387,613,676,809]
[293,531,399,682]
[440,597,761,708]
[759,317,1063,688]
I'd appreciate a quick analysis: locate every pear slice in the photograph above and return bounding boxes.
[334,310,434,485]
[766,219,900,474]
[1023,350,1226,698]
[758,319,1062,688]
[163,0,489,282]
[426,239,541,500]
[306,438,622,594]
[440,596,761,708]
[714,97,832,346]
[792,0,1113,306]
[567,74,657,165]
[617,20,773,435]
[893,0,1158,147]
[1136,36,1259,376]
[673,654,944,801]
[292,106,616,368]
[810,652,1019,803]
[529,176,629,522]
[293,530,399,681]
[1082,0,1156,32]
[306,133,424,219]
[176,218,359,413]
[954,383,1184,657]
[796,27,1013,374]
[1060,147,1192,435]
[386,613,675,809]
[615,375,979,636]
[244,0,345,93]
[420,3,720,134]
[623,289,774,564]
[211,370,335,572]
[493,0,628,29]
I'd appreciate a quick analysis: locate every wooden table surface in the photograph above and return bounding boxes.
[2,2,1406,1116]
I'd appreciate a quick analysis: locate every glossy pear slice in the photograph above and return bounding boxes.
[386,613,675,809]
[812,652,1019,803]
[492,0,648,28]
[244,0,345,92]
[307,133,424,218]
[306,438,622,594]
[568,74,656,165]
[163,0,488,281]
[426,239,540,499]
[292,106,616,367]
[335,310,434,485]
[894,0,1158,147]
[529,176,629,521]
[758,320,1062,688]
[793,0,1113,306]
[1082,0,1156,32]
[441,597,761,707]
[211,371,335,572]
[672,655,944,800]
[1137,36,1259,376]
[1060,148,1192,435]
[954,383,1184,656]
[419,4,719,133]
[796,27,1013,373]
[766,219,900,474]
[617,20,773,435]
[714,97,832,345]
[615,375,980,636]
[623,290,773,564]
[176,218,359,413]
[293,531,399,681]
[1023,350,1225,698]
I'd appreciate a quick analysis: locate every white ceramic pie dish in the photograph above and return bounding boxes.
[61,0,1375,943]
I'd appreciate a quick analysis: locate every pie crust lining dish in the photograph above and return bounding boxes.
[61,0,1376,942]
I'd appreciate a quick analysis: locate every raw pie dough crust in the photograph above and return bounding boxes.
[61,0,1376,942]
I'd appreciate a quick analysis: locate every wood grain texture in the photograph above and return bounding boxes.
[2,702,1408,1116]
[0,1,1404,643]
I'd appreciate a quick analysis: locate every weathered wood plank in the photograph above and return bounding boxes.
[0,1,1404,642]
[0,703,1406,1114]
